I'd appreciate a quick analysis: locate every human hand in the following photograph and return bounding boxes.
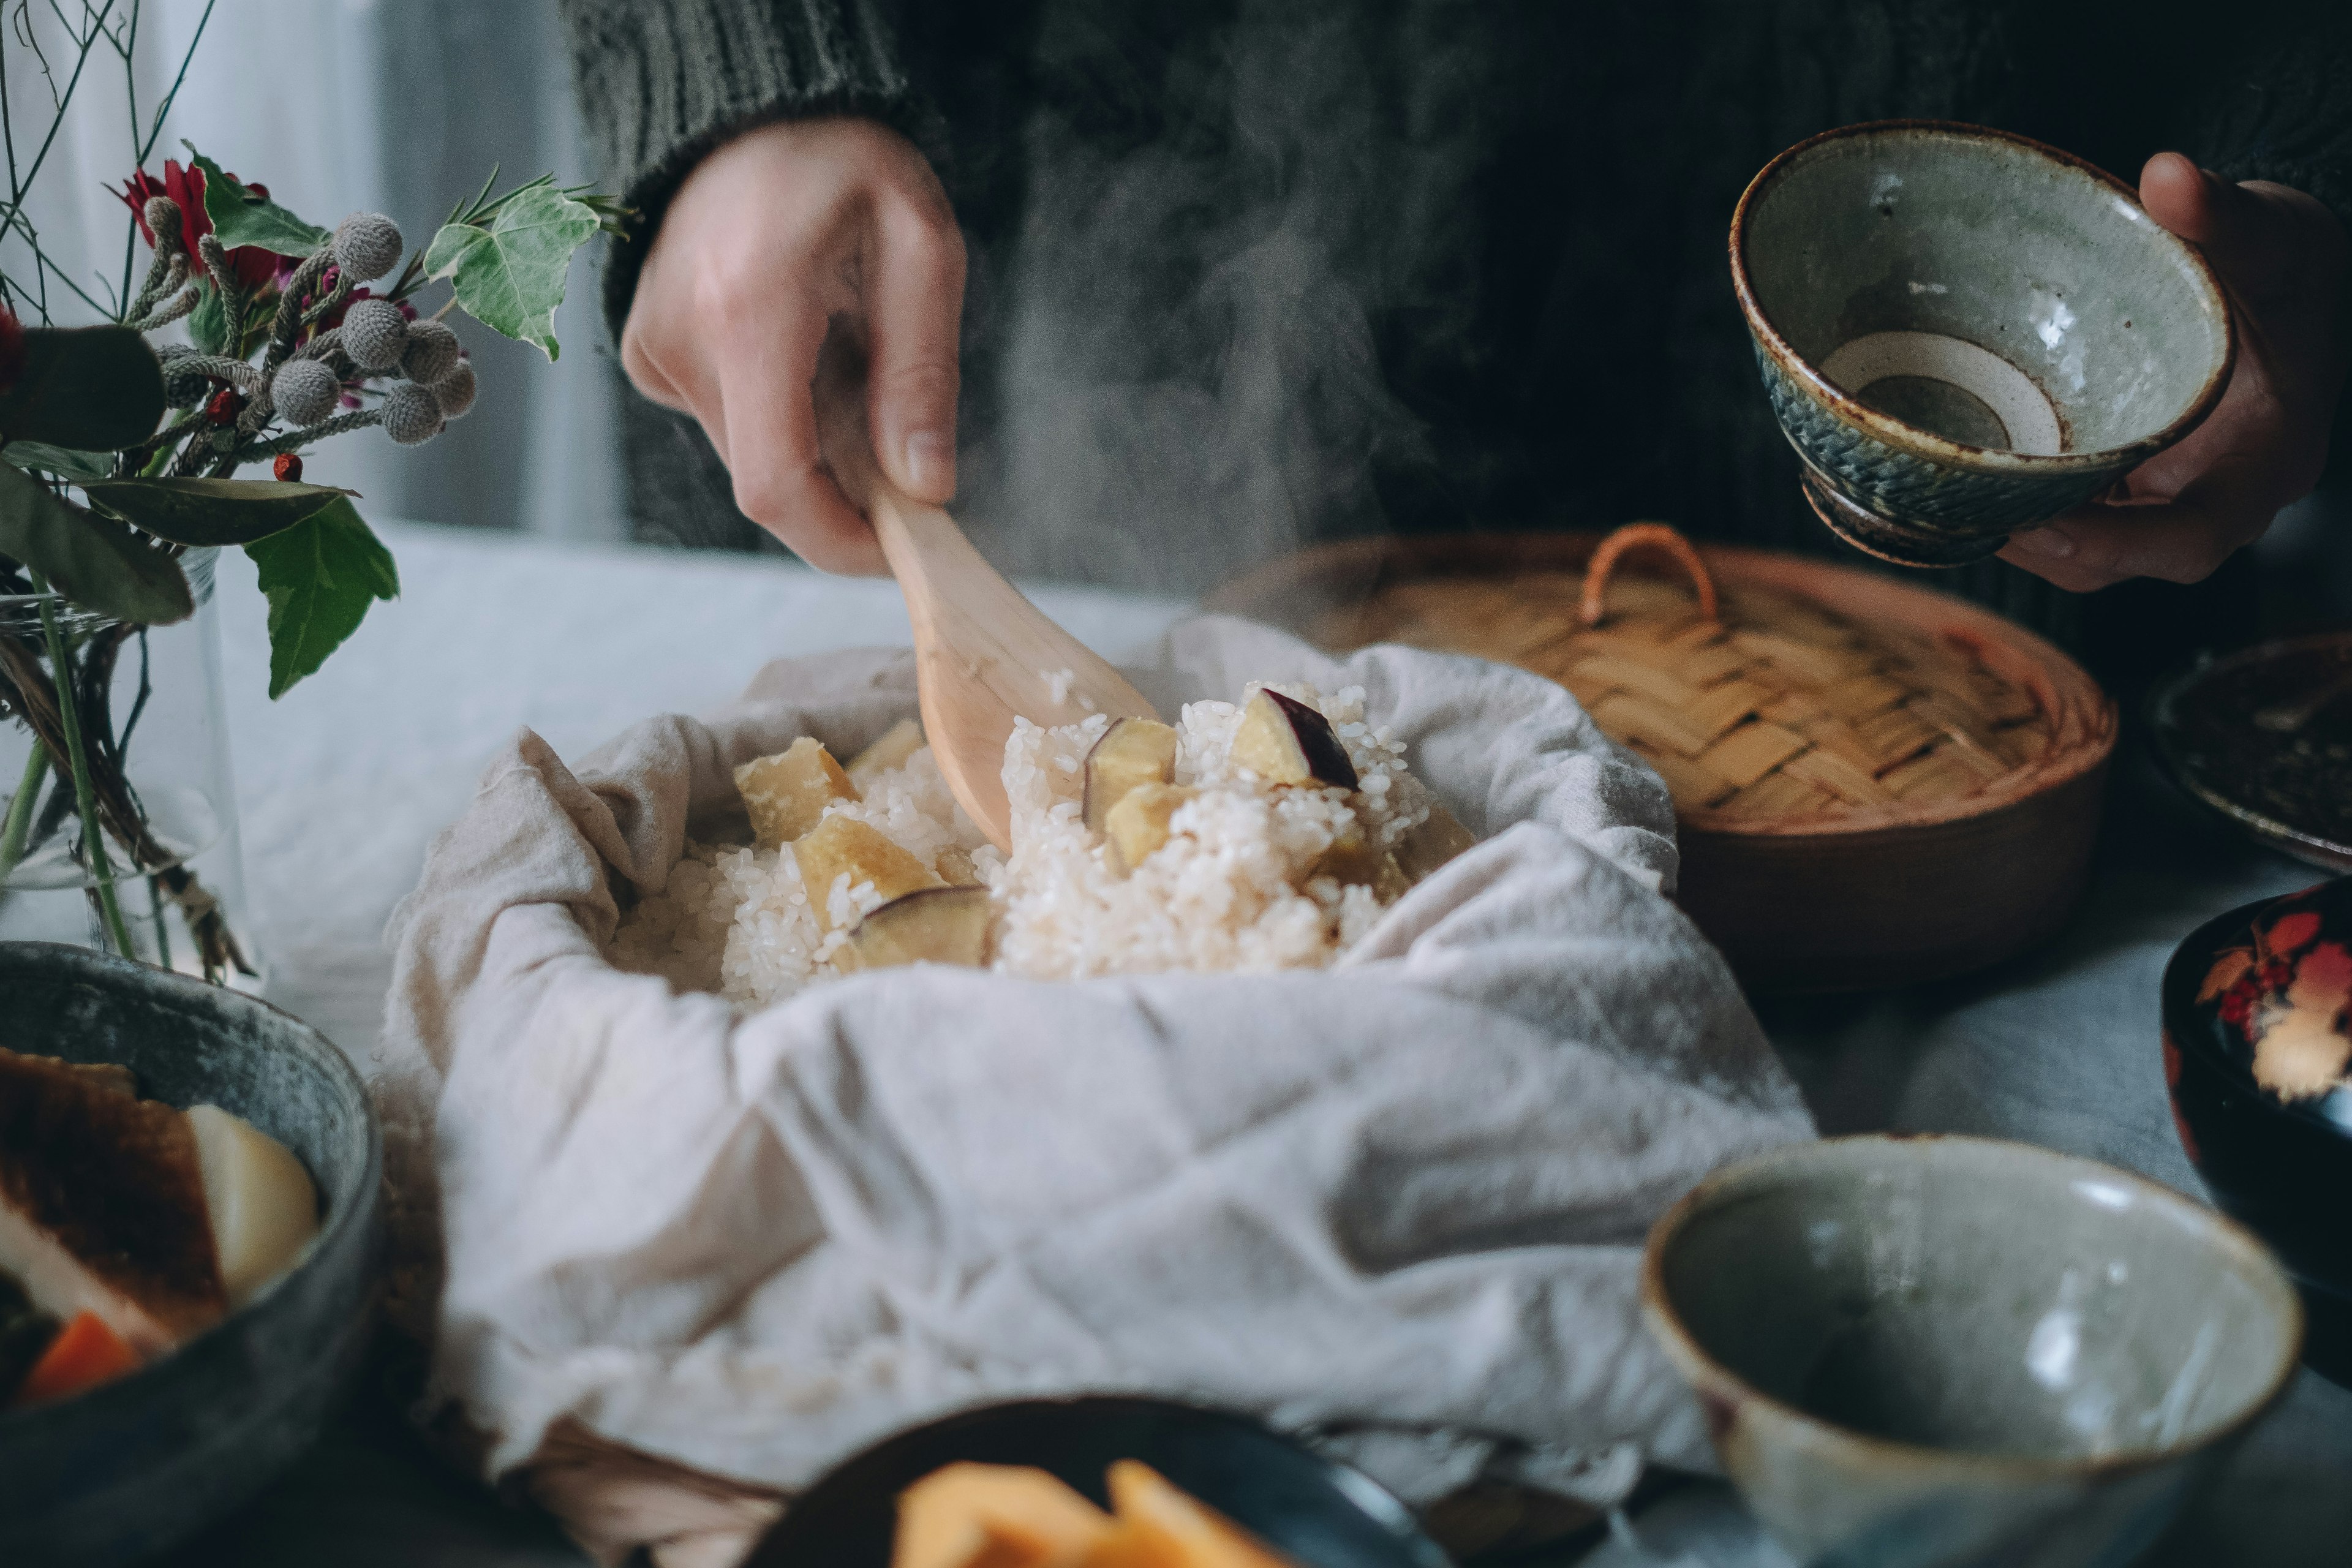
[620,118,965,573]
[1999,151,2349,592]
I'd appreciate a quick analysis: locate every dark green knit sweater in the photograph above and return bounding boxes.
[557,0,2351,679]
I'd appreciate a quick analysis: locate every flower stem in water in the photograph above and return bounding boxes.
[0,737,45,887]
[31,581,137,959]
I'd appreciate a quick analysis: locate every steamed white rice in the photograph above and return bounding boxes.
[606,682,1439,1009]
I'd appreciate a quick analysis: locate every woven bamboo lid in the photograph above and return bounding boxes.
[1314,522,2056,829]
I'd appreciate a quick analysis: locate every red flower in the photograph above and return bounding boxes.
[118,159,278,290]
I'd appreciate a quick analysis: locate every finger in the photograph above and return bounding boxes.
[2139,151,2298,295]
[1999,475,2270,590]
[717,298,888,575]
[864,192,967,503]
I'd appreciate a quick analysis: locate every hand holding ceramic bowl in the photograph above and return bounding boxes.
[1733,122,2237,570]
[1642,1136,2301,1568]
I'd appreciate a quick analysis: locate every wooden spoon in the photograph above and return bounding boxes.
[813,331,1161,851]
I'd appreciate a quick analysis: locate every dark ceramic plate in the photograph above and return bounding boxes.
[744,1396,1453,1567]
[2150,632,2352,872]
[0,943,384,1567]
[2160,880,2352,1387]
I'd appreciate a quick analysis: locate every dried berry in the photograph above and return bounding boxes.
[378,380,445,445]
[205,386,241,425]
[332,212,404,282]
[271,358,342,426]
[339,296,409,371]
[431,358,477,420]
[400,318,461,386]
[273,452,304,482]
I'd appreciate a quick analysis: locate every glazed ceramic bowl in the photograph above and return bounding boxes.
[1731,121,2234,568]
[0,943,383,1567]
[1642,1136,2301,1568]
[2161,876,2352,1386]
[744,1395,1450,1567]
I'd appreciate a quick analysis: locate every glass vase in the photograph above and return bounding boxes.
[0,549,263,987]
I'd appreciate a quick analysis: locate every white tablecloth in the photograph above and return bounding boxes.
[160,521,2347,1567]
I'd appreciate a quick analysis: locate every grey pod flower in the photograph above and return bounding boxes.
[332,212,404,282]
[142,197,181,248]
[379,380,445,445]
[431,359,477,420]
[339,298,409,371]
[400,319,462,386]
[271,358,344,427]
[157,344,209,408]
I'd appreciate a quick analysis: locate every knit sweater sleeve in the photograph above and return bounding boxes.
[2182,6,2352,238]
[556,0,931,331]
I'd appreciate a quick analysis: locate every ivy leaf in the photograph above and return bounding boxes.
[182,143,332,257]
[424,183,598,360]
[4,442,113,480]
[244,497,398,699]
[0,461,192,624]
[80,477,359,548]
[0,326,164,450]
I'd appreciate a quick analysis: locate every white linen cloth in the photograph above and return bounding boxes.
[374,614,1814,1561]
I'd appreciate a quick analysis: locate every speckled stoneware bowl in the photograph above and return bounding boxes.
[1731,121,2235,567]
[2162,876,2352,1387]
[745,1395,1450,1567]
[0,943,383,1567]
[1642,1136,2301,1568]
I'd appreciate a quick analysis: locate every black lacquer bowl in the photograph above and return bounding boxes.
[0,943,383,1567]
[2161,878,2352,1387]
[744,1396,1453,1567]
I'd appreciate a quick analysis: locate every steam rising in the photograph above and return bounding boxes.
[956,5,1498,594]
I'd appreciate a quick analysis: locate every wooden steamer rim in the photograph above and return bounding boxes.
[1209,526,2118,842]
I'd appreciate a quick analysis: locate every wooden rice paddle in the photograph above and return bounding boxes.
[813,330,1160,851]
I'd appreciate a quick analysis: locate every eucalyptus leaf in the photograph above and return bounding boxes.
[80,477,359,548]
[187,281,230,355]
[5,442,113,480]
[244,497,398,699]
[0,462,192,624]
[183,143,332,257]
[424,183,598,360]
[0,327,165,451]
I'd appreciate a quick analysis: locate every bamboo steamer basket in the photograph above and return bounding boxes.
[1207,526,2117,992]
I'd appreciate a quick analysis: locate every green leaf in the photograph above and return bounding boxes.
[5,442,113,480]
[80,477,360,547]
[244,497,398,698]
[183,143,332,257]
[0,461,192,624]
[187,280,230,355]
[0,327,165,450]
[424,183,598,360]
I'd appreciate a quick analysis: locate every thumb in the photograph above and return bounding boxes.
[2139,151,2299,295]
[865,198,966,505]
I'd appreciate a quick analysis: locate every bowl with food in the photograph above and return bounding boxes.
[2161,875,2352,1385]
[0,943,382,1567]
[745,1395,1450,1567]
[374,620,1812,1564]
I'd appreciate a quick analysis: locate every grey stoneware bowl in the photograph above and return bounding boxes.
[1730,121,2234,568]
[0,943,383,1567]
[1641,1135,2301,1568]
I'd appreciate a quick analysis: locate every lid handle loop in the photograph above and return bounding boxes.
[1579,522,1720,628]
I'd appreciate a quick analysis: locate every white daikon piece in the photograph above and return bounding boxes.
[185,1104,320,1306]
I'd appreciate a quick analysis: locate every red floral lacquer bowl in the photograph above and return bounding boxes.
[2161,875,2352,1386]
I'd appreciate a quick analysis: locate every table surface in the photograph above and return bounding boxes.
[157,521,2348,1567]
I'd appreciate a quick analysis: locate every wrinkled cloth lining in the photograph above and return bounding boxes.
[374,616,1814,1564]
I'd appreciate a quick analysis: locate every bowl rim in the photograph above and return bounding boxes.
[1639,1132,2305,1482]
[2147,633,2352,874]
[1728,119,2237,474]
[0,940,383,1429]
